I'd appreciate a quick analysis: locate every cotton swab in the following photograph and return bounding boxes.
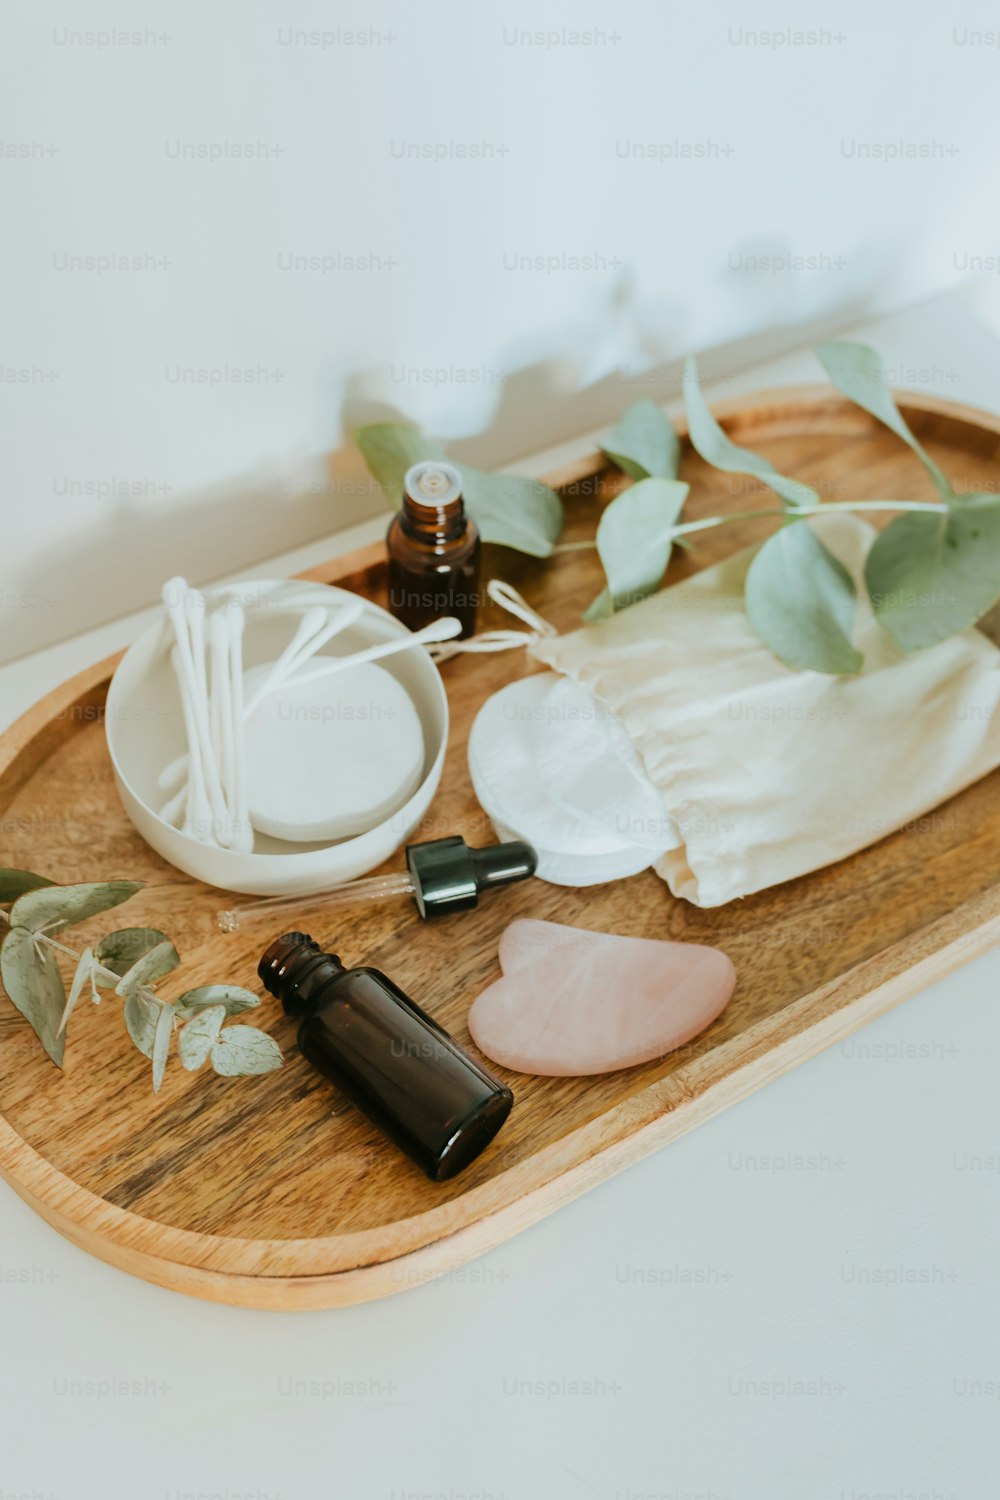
[161,579,228,827]
[226,601,253,853]
[171,645,213,842]
[241,603,338,719]
[183,586,229,843]
[260,616,462,695]
[156,598,363,793]
[208,610,236,843]
[186,588,209,713]
[243,599,368,716]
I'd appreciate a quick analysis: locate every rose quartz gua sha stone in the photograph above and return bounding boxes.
[468,919,735,1077]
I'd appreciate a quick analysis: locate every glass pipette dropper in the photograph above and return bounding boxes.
[218,835,537,931]
[220,870,413,931]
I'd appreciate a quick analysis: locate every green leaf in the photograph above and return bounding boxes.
[114,939,180,997]
[0,869,54,903]
[124,989,159,1059]
[601,399,680,480]
[151,1004,173,1093]
[815,341,953,502]
[177,1004,226,1071]
[11,881,142,936]
[1,926,66,1066]
[864,494,1000,650]
[585,478,689,620]
[93,927,173,990]
[354,420,564,556]
[745,521,863,675]
[58,947,96,1037]
[175,984,260,1018]
[456,466,564,557]
[353,422,444,504]
[210,1026,283,1078]
[683,356,819,510]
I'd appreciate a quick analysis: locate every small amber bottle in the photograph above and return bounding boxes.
[387,461,481,639]
[259,932,513,1181]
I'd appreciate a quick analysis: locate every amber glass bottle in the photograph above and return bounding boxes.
[258,932,513,1182]
[387,461,481,638]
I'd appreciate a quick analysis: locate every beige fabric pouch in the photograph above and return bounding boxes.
[531,513,1000,907]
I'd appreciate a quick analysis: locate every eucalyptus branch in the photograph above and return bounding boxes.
[0,872,282,1089]
[671,496,949,539]
[557,496,950,559]
[0,906,121,987]
[588,349,1000,670]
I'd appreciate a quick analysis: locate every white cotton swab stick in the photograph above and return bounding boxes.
[161,577,230,845]
[193,585,226,834]
[186,588,209,713]
[156,599,363,793]
[241,604,331,720]
[209,610,234,787]
[208,610,236,844]
[183,587,229,844]
[226,601,253,853]
[209,619,225,786]
[242,598,368,718]
[171,645,213,842]
[280,597,366,665]
[264,616,462,695]
[157,607,328,795]
[162,579,211,775]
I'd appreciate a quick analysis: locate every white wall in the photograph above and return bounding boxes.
[3,0,998,662]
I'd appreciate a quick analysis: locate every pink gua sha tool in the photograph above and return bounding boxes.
[467,918,735,1077]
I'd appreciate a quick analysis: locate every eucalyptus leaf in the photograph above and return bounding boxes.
[585,478,689,620]
[745,521,863,675]
[353,421,564,556]
[123,989,160,1060]
[0,926,66,1066]
[177,1004,226,1071]
[114,938,180,997]
[683,357,819,510]
[456,466,563,557]
[0,869,54,903]
[601,399,680,480]
[353,422,444,503]
[151,1004,174,1093]
[58,947,96,1037]
[93,927,173,990]
[210,1026,283,1077]
[11,880,142,937]
[175,984,260,1018]
[864,494,1000,650]
[815,341,953,502]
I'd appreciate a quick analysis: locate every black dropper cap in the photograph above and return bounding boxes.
[405,835,537,919]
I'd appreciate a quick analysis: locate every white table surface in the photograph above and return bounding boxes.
[2,288,998,1500]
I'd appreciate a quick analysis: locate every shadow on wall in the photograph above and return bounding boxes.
[11,293,877,668]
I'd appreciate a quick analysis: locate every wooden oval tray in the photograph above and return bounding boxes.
[3,386,1000,1310]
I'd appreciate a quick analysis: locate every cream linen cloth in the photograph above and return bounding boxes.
[531,513,1000,907]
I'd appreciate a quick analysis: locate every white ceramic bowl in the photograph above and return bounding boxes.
[105,579,449,896]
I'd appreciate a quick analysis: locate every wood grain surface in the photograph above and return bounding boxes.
[2,385,1000,1309]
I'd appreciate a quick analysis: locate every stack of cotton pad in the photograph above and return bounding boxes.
[244,660,425,842]
[467,673,675,886]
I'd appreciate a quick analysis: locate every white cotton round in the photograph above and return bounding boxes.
[244,661,425,843]
[531,677,678,853]
[467,673,657,886]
